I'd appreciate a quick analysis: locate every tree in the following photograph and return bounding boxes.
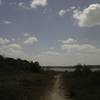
[30,61,41,72]
[74,64,91,76]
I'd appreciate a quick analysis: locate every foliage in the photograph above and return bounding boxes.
[0,55,41,73]
[63,66,100,100]
[0,72,54,100]
[74,64,91,76]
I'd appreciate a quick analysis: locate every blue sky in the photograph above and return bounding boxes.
[0,0,100,66]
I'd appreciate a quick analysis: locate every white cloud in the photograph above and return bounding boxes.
[59,6,76,16]
[70,6,76,10]
[0,36,23,57]
[7,43,22,50]
[24,36,38,44]
[24,33,29,37]
[61,39,100,54]
[43,51,60,56]
[62,44,96,51]
[18,2,25,8]
[11,38,15,41]
[3,21,12,24]
[6,44,23,56]
[0,43,23,57]
[0,43,22,52]
[0,37,10,45]
[59,9,66,16]
[38,38,100,66]
[30,0,47,8]
[5,48,23,56]
[18,2,30,10]
[73,3,100,27]
[59,38,77,44]
[18,2,24,7]
[37,38,100,66]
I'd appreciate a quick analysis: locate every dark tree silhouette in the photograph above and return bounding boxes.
[0,55,42,73]
[74,64,91,76]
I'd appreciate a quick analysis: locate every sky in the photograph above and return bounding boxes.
[0,0,100,66]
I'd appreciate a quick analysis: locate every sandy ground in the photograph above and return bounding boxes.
[41,74,69,100]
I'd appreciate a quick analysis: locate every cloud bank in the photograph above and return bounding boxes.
[61,38,100,55]
[0,37,10,45]
[24,36,38,44]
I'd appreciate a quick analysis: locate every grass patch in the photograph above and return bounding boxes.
[0,72,54,100]
[63,71,100,100]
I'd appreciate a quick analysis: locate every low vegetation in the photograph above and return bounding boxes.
[0,55,55,100]
[63,64,100,100]
[0,55,100,100]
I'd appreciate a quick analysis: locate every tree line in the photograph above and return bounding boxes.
[0,55,41,72]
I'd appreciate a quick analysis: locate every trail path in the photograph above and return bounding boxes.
[42,74,70,100]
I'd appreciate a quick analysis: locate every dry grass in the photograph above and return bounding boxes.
[0,72,55,100]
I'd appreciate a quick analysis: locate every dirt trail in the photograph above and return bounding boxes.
[42,74,69,100]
